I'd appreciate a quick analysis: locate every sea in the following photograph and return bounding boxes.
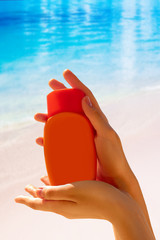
[0,0,160,130]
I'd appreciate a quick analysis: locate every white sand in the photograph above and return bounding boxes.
[0,89,160,239]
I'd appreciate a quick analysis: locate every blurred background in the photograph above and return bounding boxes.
[0,0,160,130]
[0,1,160,239]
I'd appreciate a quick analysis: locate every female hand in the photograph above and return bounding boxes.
[15,177,155,240]
[34,69,133,190]
[15,70,155,239]
[33,69,155,236]
[15,179,126,222]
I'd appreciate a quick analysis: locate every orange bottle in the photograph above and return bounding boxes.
[43,88,97,186]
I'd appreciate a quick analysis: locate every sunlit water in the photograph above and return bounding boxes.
[0,0,160,130]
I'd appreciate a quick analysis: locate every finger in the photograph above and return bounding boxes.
[82,96,111,136]
[25,184,38,198]
[15,195,48,211]
[36,137,44,146]
[15,195,76,216]
[49,79,67,90]
[40,176,50,186]
[63,69,101,111]
[34,113,48,123]
[36,184,76,202]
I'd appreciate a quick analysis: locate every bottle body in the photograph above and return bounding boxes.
[44,112,97,186]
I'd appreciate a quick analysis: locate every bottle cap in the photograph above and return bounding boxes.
[47,88,86,118]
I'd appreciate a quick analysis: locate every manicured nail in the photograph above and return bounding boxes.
[85,96,92,107]
[37,187,44,198]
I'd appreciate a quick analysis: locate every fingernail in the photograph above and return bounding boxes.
[37,187,44,198]
[85,96,92,107]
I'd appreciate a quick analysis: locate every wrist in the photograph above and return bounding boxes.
[112,195,155,240]
[101,183,134,224]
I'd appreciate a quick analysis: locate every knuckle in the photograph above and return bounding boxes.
[67,192,75,201]
[46,189,54,199]
[85,87,92,96]
[66,184,77,199]
[108,126,117,135]
[104,125,120,140]
[111,128,120,140]
[92,107,98,114]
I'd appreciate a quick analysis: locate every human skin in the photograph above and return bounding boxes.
[15,70,155,240]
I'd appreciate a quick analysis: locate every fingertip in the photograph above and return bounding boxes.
[14,197,18,203]
[48,80,52,87]
[40,175,47,182]
[25,184,31,191]
[48,78,55,87]
[34,113,43,121]
[63,68,69,74]
[35,138,44,146]
[34,113,48,123]
[40,175,46,180]
[14,195,23,203]
[40,176,50,186]
[40,176,45,183]
[63,69,70,77]
[34,113,39,121]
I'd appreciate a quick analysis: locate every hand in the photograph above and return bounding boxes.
[15,177,155,240]
[15,177,130,222]
[15,70,155,239]
[34,69,133,190]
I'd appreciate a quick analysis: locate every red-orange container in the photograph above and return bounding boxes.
[43,88,97,186]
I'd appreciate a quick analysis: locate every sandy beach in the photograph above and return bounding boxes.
[0,89,160,240]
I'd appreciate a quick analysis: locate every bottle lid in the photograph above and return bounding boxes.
[47,88,86,118]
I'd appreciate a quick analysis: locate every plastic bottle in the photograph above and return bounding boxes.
[43,88,97,186]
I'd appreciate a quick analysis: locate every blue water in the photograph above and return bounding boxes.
[0,0,160,129]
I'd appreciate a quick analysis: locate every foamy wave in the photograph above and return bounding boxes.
[141,85,160,92]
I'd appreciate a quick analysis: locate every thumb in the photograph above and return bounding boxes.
[82,96,110,136]
[36,184,75,201]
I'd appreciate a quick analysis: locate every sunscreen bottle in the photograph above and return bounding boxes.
[43,88,97,186]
